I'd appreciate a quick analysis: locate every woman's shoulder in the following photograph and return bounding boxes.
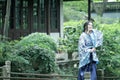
[93,29,102,33]
[92,29,103,37]
[79,32,87,39]
[80,32,86,36]
[92,29,98,32]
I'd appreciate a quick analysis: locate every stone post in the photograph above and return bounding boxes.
[2,61,11,80]
[97,69,104,80]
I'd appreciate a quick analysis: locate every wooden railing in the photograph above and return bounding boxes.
[0,61,120,80]
[0,61,87,80]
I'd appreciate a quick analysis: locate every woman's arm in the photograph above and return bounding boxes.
[95,30,103,47]
[78,34,93,54]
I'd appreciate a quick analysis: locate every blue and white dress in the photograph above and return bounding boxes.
[78,29,103,68]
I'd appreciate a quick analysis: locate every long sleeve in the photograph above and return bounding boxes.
[78,34,91,55]
[78,33,92,68]
[94,30,103,48]
[78,31,99,68]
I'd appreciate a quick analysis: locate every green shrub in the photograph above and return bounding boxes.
[16,46,56,73]
[96,23,120,76]
[13,32,57,73]
[0,41,8,61]
[59,21,84,54]
[15,32,57,52]
[0,40,15,62]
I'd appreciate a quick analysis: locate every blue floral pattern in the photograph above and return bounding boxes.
[78,29,103,68]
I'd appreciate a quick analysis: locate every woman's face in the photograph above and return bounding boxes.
[88,22,93,31]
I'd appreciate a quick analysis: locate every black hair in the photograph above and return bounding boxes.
[83,21,92,32]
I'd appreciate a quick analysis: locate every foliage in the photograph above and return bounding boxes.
[63,1,88,12]
[0,40,10,61]
[15,32,57,52]
[96,23,120,76]
[0,38,33,71]
[63,1,88,22]
[58,20,84,55]
[13,32,57,73]
[15,46,56,73]
[0,38,28,72]
[0,39,19,62]
[0,33,57,74]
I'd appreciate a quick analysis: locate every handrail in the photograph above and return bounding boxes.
[0,77,51,80]
[10,72,77,78]
[103,76,120,79]
[0,61,120,80]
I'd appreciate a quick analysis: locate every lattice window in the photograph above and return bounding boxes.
[0,0,6,30]
[15,0,29,30]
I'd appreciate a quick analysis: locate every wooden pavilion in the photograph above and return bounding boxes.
[0,0,62,40]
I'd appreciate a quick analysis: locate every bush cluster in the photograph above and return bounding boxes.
[0,32,57,74]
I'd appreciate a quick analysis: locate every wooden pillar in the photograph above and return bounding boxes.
[88,0,91,21]
[3,0,11,38]
[46,0,50,35]
[28,0,33,33]
[2,61,11,80]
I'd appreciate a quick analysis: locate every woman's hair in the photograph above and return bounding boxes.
[83,21,91,32]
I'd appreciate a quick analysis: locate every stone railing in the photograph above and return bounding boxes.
[92,2,120,12]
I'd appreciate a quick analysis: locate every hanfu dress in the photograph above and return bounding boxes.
[78,29,103,80]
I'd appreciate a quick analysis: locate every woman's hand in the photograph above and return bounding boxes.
[90,48,96,52]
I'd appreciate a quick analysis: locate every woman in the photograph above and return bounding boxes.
[78,21,103,80]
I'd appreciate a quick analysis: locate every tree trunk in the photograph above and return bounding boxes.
[3,0,11,39]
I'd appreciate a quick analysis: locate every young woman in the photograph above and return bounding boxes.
[78,21,103,80]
